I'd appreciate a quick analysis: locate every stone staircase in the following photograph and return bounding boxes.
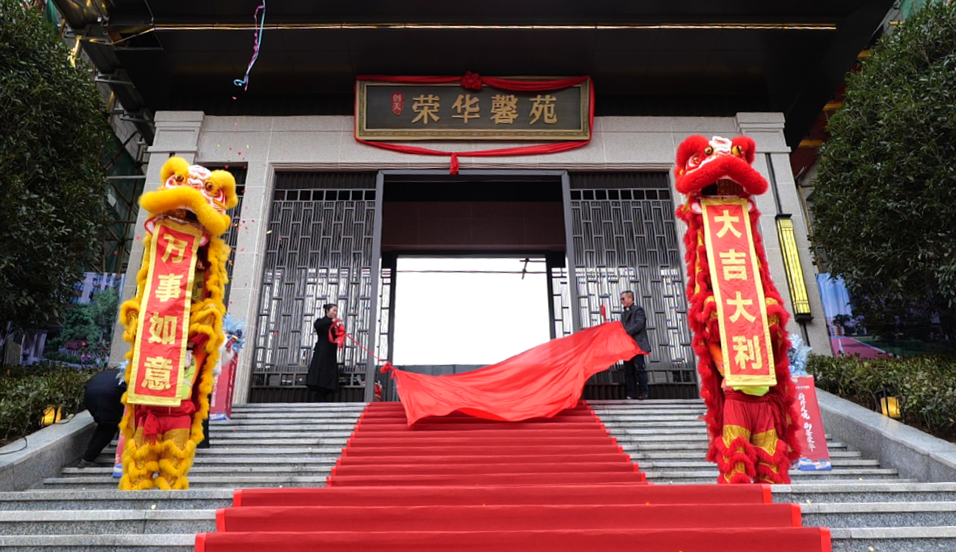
[0,400,952,550]
[590,399,956,551]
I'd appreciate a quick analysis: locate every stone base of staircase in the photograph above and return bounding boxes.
[0,400,953,550]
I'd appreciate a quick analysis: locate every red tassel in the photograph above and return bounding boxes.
[450,152,460,175]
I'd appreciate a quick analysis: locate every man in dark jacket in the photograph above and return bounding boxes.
[306,303,341,401]
[620,291,651,400]
[78,368,127,467]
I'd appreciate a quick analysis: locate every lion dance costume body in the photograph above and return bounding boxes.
[674,135,800,484]
[118,158,237,490]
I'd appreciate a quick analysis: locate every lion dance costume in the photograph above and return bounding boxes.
[118,158,237,490]
[674,135,800,484]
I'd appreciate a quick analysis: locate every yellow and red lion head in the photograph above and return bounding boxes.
[140,157,238,237]
[674,135,767,199]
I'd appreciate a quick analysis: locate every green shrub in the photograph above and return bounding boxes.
[809,354,956,439]
[0,363,96,443]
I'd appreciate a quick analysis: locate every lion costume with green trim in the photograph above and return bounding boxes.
[118,157,237,490]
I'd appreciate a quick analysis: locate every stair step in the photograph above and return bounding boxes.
[41,476,330,489]
[0,533,195,550]
[802,501,956,527]
[628,450,863,461]
[639,459,881,470]
[644,468,899,481]
[774,482,956,503]
[225,412,365,420]
[231,402,368,408]
[60,465,334,477]
[0,490,232,511]
[620,441,850,452]
[210,420,359,428]
[92,456,341,467]
[0,510,215,536]
[188,432,354,440]
[830,526,956,552]
[603,428,707,436]
[586,399,705,405]
[114,438,349,448]
[102,446,345,457]
[597,416,707,423]
[653,478,916,486]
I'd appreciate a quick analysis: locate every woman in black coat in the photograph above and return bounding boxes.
[306,303,340,401]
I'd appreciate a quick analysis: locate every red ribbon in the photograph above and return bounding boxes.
[329,322,393,375]
[354,73,595,175]
[328,319,346,350]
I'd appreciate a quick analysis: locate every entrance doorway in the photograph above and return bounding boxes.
[249,170,697,403]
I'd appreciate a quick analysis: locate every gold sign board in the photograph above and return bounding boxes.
[356,79,591,141]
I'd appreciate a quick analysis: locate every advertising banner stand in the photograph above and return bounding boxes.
[792,375,832,471]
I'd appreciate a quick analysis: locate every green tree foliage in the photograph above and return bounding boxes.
[811,2,956,331]
[90,287,119,339]
[57,304,100,347]
[0,1,111,330]
[46,288,119,357]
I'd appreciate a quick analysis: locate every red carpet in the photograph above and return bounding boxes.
[196,401,831,552]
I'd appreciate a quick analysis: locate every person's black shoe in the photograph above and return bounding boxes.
[77,459,97,468]
[637,394,648,401]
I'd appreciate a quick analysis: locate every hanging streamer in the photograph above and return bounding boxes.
[234,1,267,90]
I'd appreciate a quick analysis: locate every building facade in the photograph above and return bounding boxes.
[109,110,828,403]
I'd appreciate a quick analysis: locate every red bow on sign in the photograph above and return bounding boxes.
[460,71,483,91]
[329,319,346,350]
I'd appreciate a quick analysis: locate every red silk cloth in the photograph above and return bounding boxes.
[353,73,595,174]
[381,322,641,426]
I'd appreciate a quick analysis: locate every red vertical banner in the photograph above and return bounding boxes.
[210,349,239,421]
[127,220,202,406]
[701,198,776,388]
[792,375,832,470]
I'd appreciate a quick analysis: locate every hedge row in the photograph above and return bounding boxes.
[0,363,95,444]
[808,354,956,440]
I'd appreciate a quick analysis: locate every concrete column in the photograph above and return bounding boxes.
[735,113,832,356]
[109,112,205,366]
[227,161,275,404]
